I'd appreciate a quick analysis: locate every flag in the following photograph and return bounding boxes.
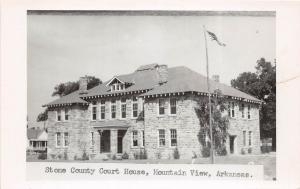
[206,30,226,46]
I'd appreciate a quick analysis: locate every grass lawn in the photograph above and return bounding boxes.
[27,153,276,180]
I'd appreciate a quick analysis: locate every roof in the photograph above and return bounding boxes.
[142,66,260,101]
[90,120,130,128]
[27,128,47,140]
[44,64,261,107]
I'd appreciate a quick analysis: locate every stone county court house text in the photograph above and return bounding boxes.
[44,64,262,160]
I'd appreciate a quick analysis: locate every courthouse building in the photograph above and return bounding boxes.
[44,64,261,160]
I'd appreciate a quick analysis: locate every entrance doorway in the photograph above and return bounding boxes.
[117,130,126,154]
[229,136,236,154]
[100,130,111,153]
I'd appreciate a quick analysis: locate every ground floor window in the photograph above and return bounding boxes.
[170,129,177,147]
[158,129,166,147]
[243,131,246,146]
[141,130,145,147]
[56,132,69,147]
[248,131,252,146]
[132,130,138,147]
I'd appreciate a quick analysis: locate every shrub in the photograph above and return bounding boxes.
[112,154,116,160]
[133,152,139,160]
[192,151,197,159]
[63,151,68,160]
[248,147,252,154]
[156,152,161,159]
[50,154,56,160]
[241,148,246,155]
[38,152,47,160]
[216,146,227,156]
[74,155,78,160]
[139,149,147,159]
[261,145,270,153]
[82,151,89,160]
[173,148,180,159]
[57,154,62,160]
[201,146,211,157]
[122,152,129,159]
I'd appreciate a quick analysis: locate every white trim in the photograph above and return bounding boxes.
[131,97,138,119]
[131,130,139,148]
[169,98,177,115]
[158,129,166,148]
[100,101,106,120]
[105,76,125,87]
[120,98,127,119]
[169,129,178,148]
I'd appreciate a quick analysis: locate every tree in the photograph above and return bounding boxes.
[195,89,229,156]
[231,58,276,150]
[37,76,102,122]
[52,76,102,97]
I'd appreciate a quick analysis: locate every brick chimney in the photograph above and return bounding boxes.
[212,75,220,83]
[156,64,168,85]
[79,76,88,94]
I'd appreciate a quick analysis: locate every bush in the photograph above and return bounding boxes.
[74,155,78,160]
[112,154,116,160]
[38,152,47,160]
[261,145,270,153]
[156,152,161,159]
[82,151,89,160]
[173,148,180,159]
[216,146,227,156]
[241,148,246,155]
[192,151,197,159]
[122,152,129,159]
[57,154,62,160]
[201,146,211,157]
[64,151,68,160]
[248,147,252,154]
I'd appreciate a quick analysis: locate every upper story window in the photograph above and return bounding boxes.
[228,102,235,118]
[107,77,126,92]
[132,97,138,118]
[111,100,116,119]
[121,98,127,119]
[57,110,61,121]
[247,105,251,119]
[91,101,97,120]
[158,99,166,115]
[241,103,245,118]
[100,100,105,120]
[170,98,177,115]
[65,108,69,121]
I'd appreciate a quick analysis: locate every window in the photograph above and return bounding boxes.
[91,101,97,120]
[111,100,116,119]
[121,98,126,118]
[100,100,105,120]
[170,98,177,115]
[243,131,246,146]
[141,130,145,147]
[241,103,245,118]
[158,129,166,147]
[132,97,138,118]
[56,132,61,146]
[170,129,177,147]
[57,110,61,121]
[159,99,165,115]
[248,131,252,146]
[247,105,251,119]
[132,130,138,147]
[91,132,95,146]
[64,132,69,147]
[228,102,235,118]
[65,108,69,121]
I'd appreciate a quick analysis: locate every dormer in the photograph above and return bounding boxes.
[106,76,129,92]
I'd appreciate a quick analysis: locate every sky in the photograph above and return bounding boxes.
[27,11,275,126]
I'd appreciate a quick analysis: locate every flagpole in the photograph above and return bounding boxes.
[203,25,214,164]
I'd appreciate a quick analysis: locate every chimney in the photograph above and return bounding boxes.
[79,76,88,94]
[212,75,220,83]
[156,64,168,85]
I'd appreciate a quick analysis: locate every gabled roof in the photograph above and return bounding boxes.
[27,128,47,140]
[44,64,261,107]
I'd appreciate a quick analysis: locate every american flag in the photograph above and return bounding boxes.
[206,30,226,47]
